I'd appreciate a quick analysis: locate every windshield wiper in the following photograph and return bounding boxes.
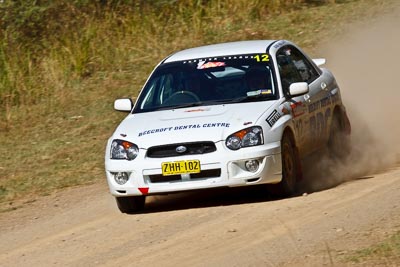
[172,102,205,109]
[194,95,274,105]
[234,94,275,103]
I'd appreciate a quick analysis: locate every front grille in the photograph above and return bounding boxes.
[148,169,221,183]
[147,141,216,158]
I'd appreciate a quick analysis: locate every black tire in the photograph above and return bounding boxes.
[268,133,301,197]
[328,114,351,160]
[116,196,146,214]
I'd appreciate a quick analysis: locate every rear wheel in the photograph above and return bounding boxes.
[268,133,301,197]
[116,196,146,214]
[328,114,351,160]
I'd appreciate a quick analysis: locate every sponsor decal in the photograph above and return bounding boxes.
[310,108,332,141]
[290,101,305,118]
[201,122,230,128]
[308,93,339,113]
[247,89,272,96]
[138,122,231,137]
[273,40,286,49]
[261,89,272,94]
[138,127,173,137]
[197,61,226,69]
[266,109,281,127]
[181,54,271,65]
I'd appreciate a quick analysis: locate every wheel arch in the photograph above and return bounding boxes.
[282,126,296,146]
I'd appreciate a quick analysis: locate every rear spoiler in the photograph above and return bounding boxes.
[312,58,326,67]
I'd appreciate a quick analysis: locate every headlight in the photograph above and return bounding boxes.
[110,139,139,160]
[226,126,264,150]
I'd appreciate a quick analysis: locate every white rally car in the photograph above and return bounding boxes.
[105,40,351,213]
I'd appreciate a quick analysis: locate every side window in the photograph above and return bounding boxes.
[277,49,303,93]
[291,48,319,84]
[277,46,320,93]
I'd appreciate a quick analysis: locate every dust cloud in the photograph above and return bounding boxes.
[301,8,400,192]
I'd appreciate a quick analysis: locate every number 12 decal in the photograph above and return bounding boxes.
[254,54,270,62]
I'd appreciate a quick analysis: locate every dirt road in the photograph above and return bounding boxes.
[0,168,399,267]
[1,4,400,267]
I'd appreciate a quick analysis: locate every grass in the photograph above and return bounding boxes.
[344,231,400,265]
[0,0,398,207]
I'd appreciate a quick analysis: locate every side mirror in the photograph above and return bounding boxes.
[289,82,309,97]
[114,98,134,112]
[312,58,326,67]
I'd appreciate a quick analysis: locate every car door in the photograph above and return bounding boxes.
[277,45,327,156]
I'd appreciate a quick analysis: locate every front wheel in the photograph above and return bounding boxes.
[116,196,146,214]
[268,133,301,197]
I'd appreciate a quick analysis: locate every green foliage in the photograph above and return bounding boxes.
[0,0,323,113]
[345,231,400,264]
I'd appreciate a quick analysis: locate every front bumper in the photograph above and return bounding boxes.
[105,141,282,197]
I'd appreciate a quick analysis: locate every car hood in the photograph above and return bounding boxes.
[113,102,276,148]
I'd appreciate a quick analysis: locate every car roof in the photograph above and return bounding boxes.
[163,40,278,63]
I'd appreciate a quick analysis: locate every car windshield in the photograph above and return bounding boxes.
[133,54,277,113]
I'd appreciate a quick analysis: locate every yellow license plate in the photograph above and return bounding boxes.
[161,160,201,176]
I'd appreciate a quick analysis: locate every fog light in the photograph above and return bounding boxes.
[112,172,129,185]
[245,160,259,173]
